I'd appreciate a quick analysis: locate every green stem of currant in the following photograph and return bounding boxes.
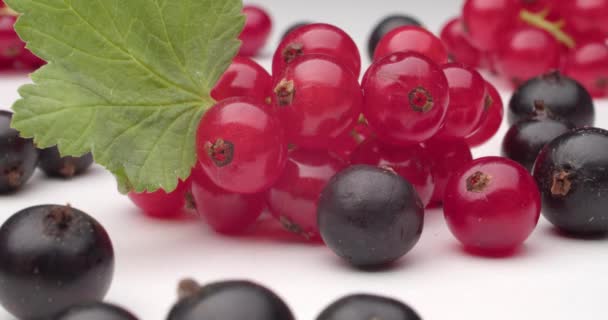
[520,9,576,49]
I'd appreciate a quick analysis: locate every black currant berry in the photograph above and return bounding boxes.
[533,127,608,236]
[0,110,38,193]
[53,302,138,320]
[501,117,575,171]
[0,204,115,320]
[368,14,422,60]
[38,145,94,178]
[281,21,310,40]
[316,294,421,320]
[508,71,595,127]
[317,165,424,268]
[167,279,294,320]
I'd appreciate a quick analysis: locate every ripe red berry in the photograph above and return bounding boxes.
[15,48,45,70]
[435,63,487,139]
[440,17,482,67]
[0,16,23,65]
[196,98,288,194]
[362,52,449,146]
[563,41,608,98]
[272,55,363,149]
[191,165,264,234]
[128,178,192,219]
[426,138,473,205]
[238,5,272,57]
[373,26,448,64]
[331,121,373,161]
[558,0,608,36]
[351,139,435,207]
[494,26,561,85]
[272,23,361,77]
[462,0,520,51]
[444,157,541,254]
[267,149,345,240]
[211,56,272,105]
[466,81,505,147]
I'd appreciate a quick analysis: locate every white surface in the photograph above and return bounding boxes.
[2,1,608,319]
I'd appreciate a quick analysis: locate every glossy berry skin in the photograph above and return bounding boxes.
[558,0,608,35]
[466,81,504,147]
[38,146,93,178]
[563,41,608,98]
[15,48,45,70]
[426,138,473,205]
[316,294,421,320]
[502,117,574,172]
[368,14,423,60]
[331,122,373,161]
[191,165,264,234]
[272,55,362,149]
[533,128,608,236]
[440,17,481,67]
[211,56,273,105]
[351,139,434,207]
[0,110,38,194]
[0,205,114,320]
[508,72,595,127]
[494,27,561,85]
[196,98,288,194]
[273,23,361,77]
[373,26,448,64]
[462,0,520,51]
[238,5,272,57]
[444,157,541,253]
[167,279,294,320]
[267,149,345,240]
[362,52,449,146]
[435,63,487,139]
[53,302,139,320]
[318,165,424,268]
[128,178,192,219]
[281,22,310,40]
[0,16,23,65]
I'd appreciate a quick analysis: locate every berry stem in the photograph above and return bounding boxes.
[520,9,575,49]
[466,171,491,192]
[44,205,74,236]
[551,169,572,197]
[274,79,296,106]
[282,43,304,64]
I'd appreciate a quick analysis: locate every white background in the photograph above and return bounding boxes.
[2,0,608,319]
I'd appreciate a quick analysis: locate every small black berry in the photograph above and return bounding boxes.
[0,204,115,319]
[0,110,38,193]
[317,165,424,268]
[368,14,422,60]
[53,302,138,320]
[316,294,421,320]
[38,145,94,178]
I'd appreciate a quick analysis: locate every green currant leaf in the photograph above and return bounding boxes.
[6,0,245,193]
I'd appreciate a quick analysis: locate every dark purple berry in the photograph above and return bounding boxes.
[38,145,94,178]
[53,302,138,320]
[533,127,608,236]
[316,294,421,320]
[317,165,424,268]
[0,110,38,193]
[0,204,114,320]
[368,14,422,60]
[501,117,575,171]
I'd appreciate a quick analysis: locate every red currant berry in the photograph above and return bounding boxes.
[466,81,505,147]
[362,52,449,146]
[272,55,363,149]
[128,178,192,219]
[0,16,23,64]
[351,139,434,207]
[191,165,264,234]
[211,56,272,105]
[331,121,373,162]
[196,98,288,194]
[521,0,553,12]
[267,149,345,240]
[426,137,473,205]
[462,0,520,51]
[440,17,482,67]
[558,0,608,36]
[15,48,45,70]
[373,26,448,64]
[435,63,487,139]
[272,23,361,78]
[238,5,272,57]
[563,41,608,98]
[444,157,541,254]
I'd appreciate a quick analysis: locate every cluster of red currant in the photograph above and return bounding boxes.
[0,0,44,71]
[441,0,608,98]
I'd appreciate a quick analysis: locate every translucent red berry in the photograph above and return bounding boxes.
[267,149,345,240]
[563,41,608,98]
[444,157,541,254]
[440,17,482,67]
[238,5,272,57]
[272,55,363,150]
[191,165,264,234]
[362,52,449,146]
[558,0,608,36]
[351,139,434,207]
[466,81,505,147]
[373,26,448,64]
[272,23,361,77]
[196,98,288,194]
[331,121,373,162]
[211,56,272,105]
[462,0,520,51]
[128,178,192,219]
[426,137,473,205]
[15,48,45,70]
[0,16,23,65]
